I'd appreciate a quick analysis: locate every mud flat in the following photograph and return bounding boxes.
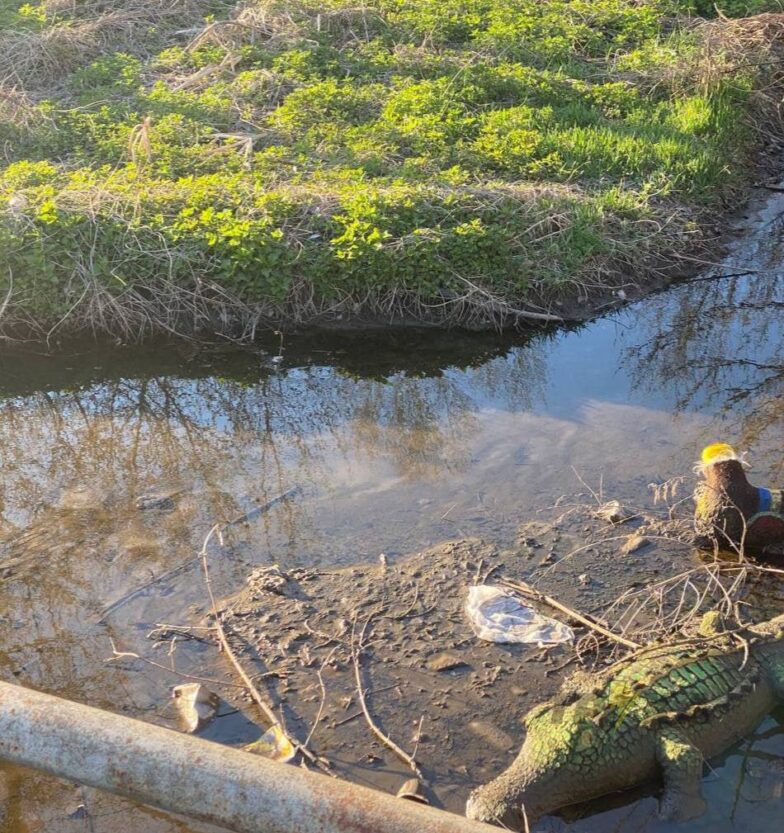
[212,505,704,818]
[218,537,566,813]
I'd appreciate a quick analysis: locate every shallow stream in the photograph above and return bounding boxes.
[0,187,782,832]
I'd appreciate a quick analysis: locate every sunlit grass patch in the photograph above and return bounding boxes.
[0,0,782,336]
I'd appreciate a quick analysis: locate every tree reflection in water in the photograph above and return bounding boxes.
[0,334,546,535]
[625,273,783,477]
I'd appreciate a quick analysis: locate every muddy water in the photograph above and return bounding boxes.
[0,189,782,832]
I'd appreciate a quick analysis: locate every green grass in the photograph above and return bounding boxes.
[0,0,782,336]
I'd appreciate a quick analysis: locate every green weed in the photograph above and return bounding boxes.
[0,0,782,336]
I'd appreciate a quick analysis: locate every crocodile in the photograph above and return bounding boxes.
[465,612,784,829]
[694,442,784,554]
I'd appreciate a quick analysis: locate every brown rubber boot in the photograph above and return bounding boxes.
[694,443,784,555]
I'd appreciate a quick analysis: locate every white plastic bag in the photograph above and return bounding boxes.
[466,585,574,645]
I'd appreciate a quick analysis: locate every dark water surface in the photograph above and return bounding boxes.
[0,189,782,831]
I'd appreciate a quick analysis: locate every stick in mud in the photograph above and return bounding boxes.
[499,577,641,650]
[350,610,424,781]
[198,522,331,774]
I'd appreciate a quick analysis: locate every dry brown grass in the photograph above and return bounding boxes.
[0,0,228,89]
[186,0,385,53]
[0,86,49,130]
[0,0,381,92]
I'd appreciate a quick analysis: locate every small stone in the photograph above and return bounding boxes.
[427,651,468,672]
[620,535,651,555]
[594,500,632,525]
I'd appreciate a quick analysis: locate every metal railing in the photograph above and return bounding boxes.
[0,680,499,833]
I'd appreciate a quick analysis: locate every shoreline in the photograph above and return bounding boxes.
[0,180,768,345]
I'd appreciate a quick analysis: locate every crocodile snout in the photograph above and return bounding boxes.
[466,789,526,830]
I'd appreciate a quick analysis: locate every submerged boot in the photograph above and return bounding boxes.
[694,443,784,555]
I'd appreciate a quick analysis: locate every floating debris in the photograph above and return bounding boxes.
[244,724,296,762]
[172,683,219,733]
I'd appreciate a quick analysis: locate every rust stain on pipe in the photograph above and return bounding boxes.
[0,681,498,833]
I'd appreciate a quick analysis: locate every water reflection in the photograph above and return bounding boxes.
[0,342,546,532]
[627,271,784,475]
[625,187,784,476]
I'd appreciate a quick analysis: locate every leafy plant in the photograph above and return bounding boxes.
[0,0,778,336]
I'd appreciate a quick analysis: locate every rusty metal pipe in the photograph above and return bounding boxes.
[0,681,497,833]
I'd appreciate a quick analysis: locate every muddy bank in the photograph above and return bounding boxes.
[218,538,545,813]
[207,510,703,818]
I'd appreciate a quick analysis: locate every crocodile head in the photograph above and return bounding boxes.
[466,700,609,828]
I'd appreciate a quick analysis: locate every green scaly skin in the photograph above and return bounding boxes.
[465,613,784,829]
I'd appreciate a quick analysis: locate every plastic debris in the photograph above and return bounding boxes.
[465,585,574,645]
[244,724,296,762]
[396,778,429,804]
[172,683,219,733]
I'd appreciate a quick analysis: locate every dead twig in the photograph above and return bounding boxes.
[304,646,337,749]
[350,610,424,780]
[199,524,331,774]
[499,577,641,650]
[225,485,303,528]
[104,636,245,690]
[333,710,362,727]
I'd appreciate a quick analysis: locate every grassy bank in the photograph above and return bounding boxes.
[0,0,783,338]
